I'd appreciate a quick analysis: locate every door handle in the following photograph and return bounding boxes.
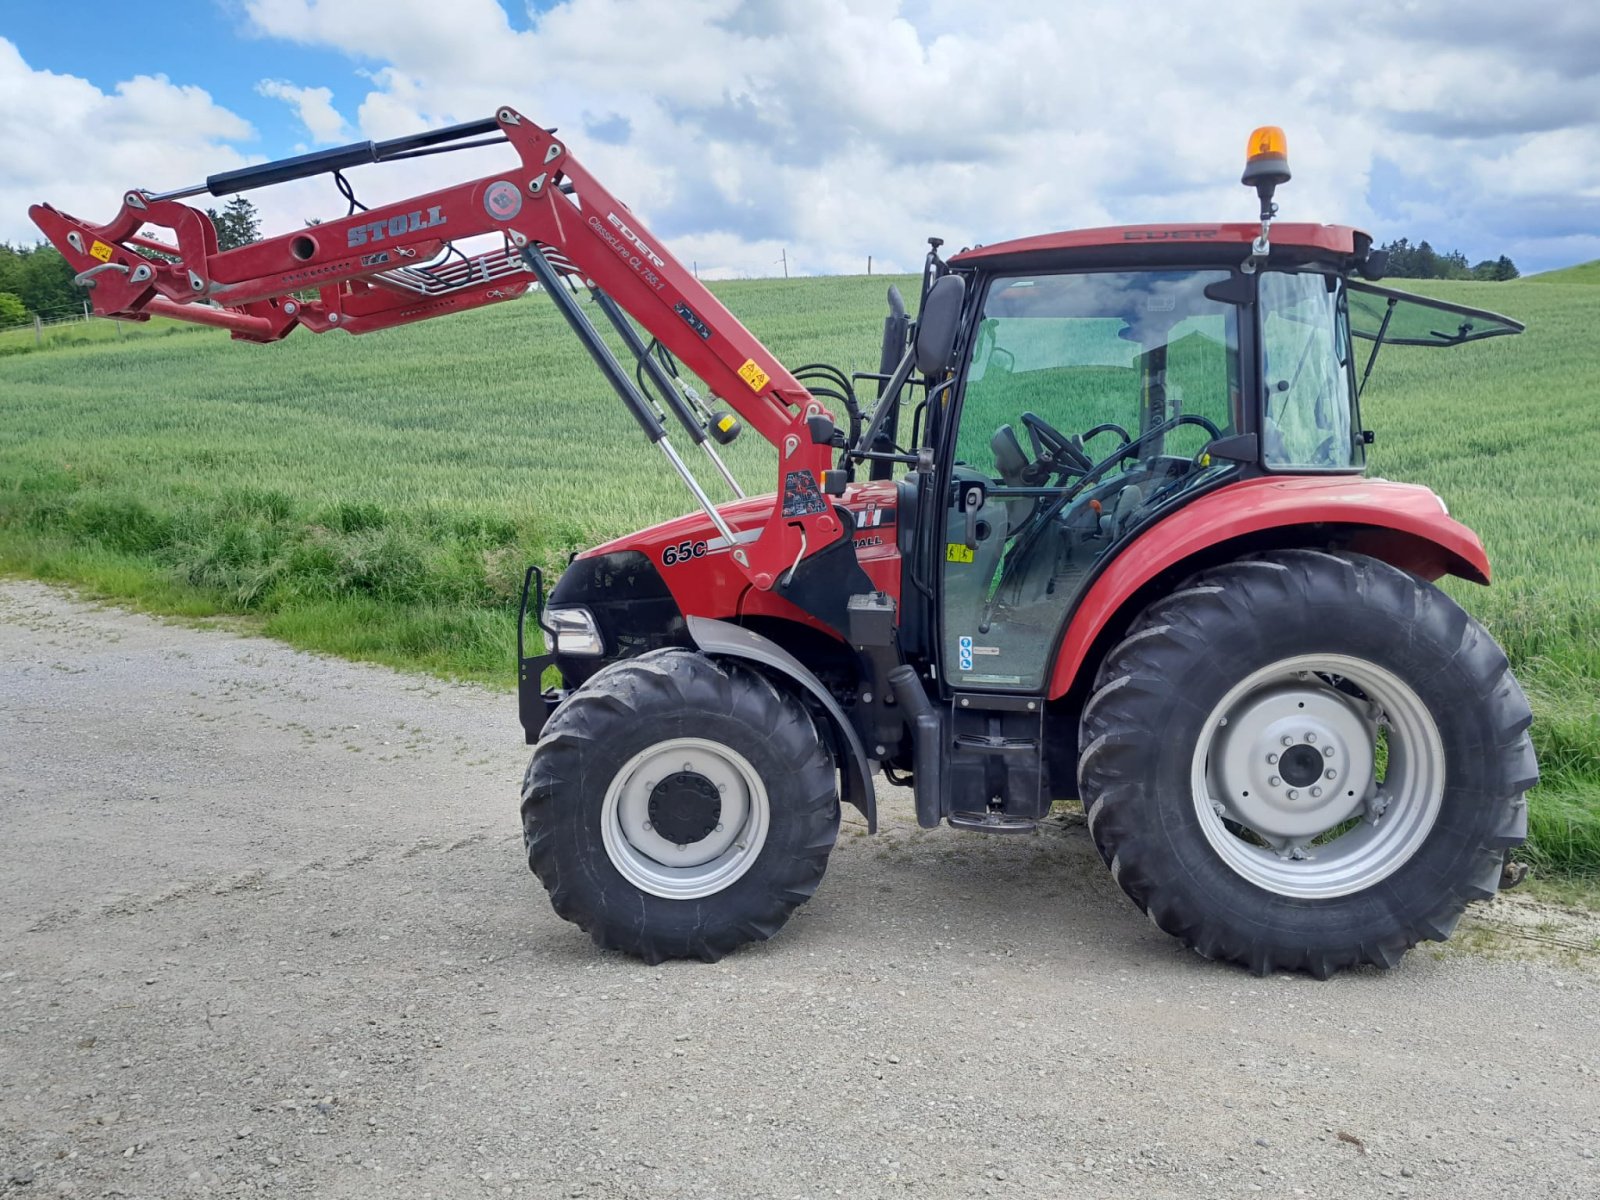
[962,485,984,549]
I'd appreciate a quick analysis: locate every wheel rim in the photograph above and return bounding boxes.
[1190,653,1444,899]
[600,737,770,900]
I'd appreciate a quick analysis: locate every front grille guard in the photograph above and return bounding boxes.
[517,565,563,743]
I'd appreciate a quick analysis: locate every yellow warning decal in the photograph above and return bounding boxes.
[717,415,736,433]
[737,358,769,392]
[946,543,975,564]
[89,240,114,263]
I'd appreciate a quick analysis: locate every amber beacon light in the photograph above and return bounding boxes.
[1242,125,1291,188]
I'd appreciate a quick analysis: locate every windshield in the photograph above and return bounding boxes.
[1258,271,1362,470]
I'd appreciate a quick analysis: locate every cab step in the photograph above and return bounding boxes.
[948,811,1038,835]
[953,732,1038,754]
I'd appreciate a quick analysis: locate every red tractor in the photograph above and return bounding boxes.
[33,118,1534,977]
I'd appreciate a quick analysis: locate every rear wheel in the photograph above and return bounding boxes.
[1078,549,1535,977]
[522,649,839,963]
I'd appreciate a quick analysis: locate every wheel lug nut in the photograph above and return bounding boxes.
[1267,753,1279,764]
[1310,786,1322,798]
[1323,746,1335,758]
[1325,769,1337,780]
[1304,732,1317,744]
[1287,789,1299,800]
[1269,776,1281,787]
[715,823,724,832]
[1281,736,1294,747]
[643,821,652,831]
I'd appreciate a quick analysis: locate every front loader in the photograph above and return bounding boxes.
[32,117,1536,977]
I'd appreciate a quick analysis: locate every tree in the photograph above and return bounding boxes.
[1476,255,1520,281]
[0,244,84,318]
[206,196,263,251]
[0,292,26,326]
[1378,238,1517,281]
[1410,240,1439,280]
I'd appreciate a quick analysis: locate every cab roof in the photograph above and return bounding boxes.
[948,223,1365,270]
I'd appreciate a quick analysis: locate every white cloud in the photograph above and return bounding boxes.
[230,0,1600,272]
[256,79,348,144]
[6,2,1598,277]
[0,38,254,238]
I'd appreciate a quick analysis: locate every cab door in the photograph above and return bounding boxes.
[939,268,1244,693]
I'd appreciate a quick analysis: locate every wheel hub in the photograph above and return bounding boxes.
[1211,681,1374,840]
[647,772,723,846]
[1278,743,1323,788]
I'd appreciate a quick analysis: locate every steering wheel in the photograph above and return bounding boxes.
[977,412,1222,633]
[1019,411,1094,478]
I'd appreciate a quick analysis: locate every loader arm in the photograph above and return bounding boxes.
[27,105,846,592]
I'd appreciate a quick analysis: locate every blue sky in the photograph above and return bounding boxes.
[3,1,1597,276]
[2,2,552,160]
[5,6,353,161]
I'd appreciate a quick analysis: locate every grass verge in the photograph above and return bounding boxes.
[0,477,573,688]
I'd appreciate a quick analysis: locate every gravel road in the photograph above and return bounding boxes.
[2,579,1596,1200]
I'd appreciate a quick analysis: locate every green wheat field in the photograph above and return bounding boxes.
[1,272,1596,874]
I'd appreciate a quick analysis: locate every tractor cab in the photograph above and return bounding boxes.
[880,138,1521,710]
[921,234,1520,699]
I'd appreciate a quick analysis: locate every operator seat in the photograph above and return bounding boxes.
[989,423,1037,527]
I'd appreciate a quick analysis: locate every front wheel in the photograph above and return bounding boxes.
[1078,550,1535,977]
[522,649,840,963]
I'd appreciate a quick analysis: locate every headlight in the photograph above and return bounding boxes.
[545,607,604,656]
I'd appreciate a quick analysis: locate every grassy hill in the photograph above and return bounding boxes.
[1,273,1596,873]
[1528,260,1600,285]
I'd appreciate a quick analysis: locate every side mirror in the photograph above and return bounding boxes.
[914,275,967,375]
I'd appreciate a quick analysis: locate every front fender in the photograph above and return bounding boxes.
[1047,476,1491,700]
[685,616,877,832]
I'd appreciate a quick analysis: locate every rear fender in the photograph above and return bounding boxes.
[686,616,877,832]
[1047,476,1491,700]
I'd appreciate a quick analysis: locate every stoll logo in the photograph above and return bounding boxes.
[606,212,666,269]
[346,207,446,248]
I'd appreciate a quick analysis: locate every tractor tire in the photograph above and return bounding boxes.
[1078,549,1535,978]
[521,648,839,963]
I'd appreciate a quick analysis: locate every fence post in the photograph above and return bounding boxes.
[34,314,42,347]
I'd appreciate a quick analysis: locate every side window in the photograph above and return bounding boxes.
[1259,272,1362,469]
[958,272,1238,477]
[960,315,1139,467]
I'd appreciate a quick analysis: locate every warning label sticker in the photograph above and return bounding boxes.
[737,358,770,392]
[781,470,828,517]
[89,240,114,263]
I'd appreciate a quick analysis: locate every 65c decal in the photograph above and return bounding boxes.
[661,539,708,566]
